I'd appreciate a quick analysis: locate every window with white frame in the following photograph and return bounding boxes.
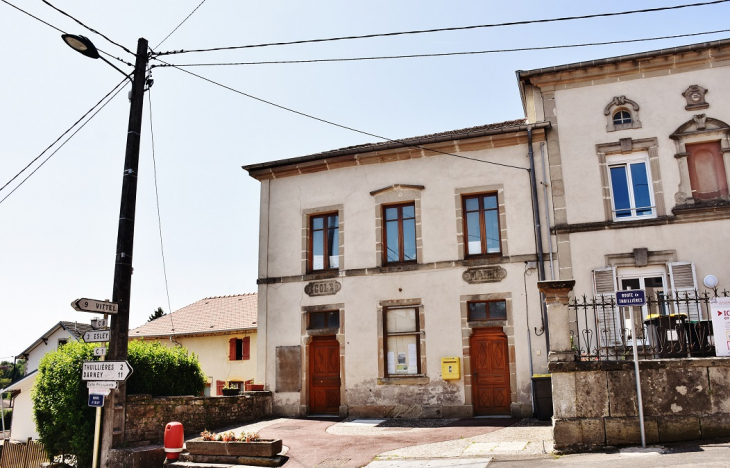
[607,153,655,221]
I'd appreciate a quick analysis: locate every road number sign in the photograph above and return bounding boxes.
[94,347,107,356]
[82,361,133,381]
[616,290,646,307]
[87,381,118,389]
[71,298,118,315]
[91,318,108,329]
[88,394,105,407]
[83,330,110,343]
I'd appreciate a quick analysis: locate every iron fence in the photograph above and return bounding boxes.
[569,289,729,361]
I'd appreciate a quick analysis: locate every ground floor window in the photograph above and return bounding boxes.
[384,306,422,376]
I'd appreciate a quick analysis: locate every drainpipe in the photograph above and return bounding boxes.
[540,142,555,280]
[527,126,550,349]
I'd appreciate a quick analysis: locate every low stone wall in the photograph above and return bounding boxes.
[550,358,730,451]
[125,391,273,444]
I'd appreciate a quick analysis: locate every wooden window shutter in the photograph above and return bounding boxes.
[593,267,621,347]
[242,336,250,360]
[668,262,700,320]
[229,338,237,361]
[216,380,225,395]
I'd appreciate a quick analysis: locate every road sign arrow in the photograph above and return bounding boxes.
[82,361,133,381]
[71,298,118,315]
[83,330,110,343]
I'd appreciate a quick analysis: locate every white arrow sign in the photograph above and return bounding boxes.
[87,381,118,389]
[71,298,118,315]
[83,330,110,343]
[82,361,133,381]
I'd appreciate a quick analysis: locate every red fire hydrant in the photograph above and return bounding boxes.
[164,422,184,460]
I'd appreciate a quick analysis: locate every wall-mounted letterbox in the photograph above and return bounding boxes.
[441,357,461,380]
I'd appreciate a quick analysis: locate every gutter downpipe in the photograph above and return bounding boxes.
[540,142,555,280]
[527,126,550,348]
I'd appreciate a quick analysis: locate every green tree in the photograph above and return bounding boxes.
[148,307,166,322]
[33,340,205,468]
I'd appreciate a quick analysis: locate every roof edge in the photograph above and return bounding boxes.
[130,327,257,340]
[242,121,551,174]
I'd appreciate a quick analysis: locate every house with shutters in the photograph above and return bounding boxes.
[130,294,258,396]
[517,38,730,342]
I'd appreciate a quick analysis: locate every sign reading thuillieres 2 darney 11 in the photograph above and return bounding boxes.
[711,297,730,357]
[82,361,133,381]
[616,290,646,307]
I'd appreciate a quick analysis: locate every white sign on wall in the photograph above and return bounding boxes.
[710,297,730,357]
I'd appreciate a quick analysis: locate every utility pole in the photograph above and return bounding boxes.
[100,37,148,468]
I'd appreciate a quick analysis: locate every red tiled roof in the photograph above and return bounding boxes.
[130,294,257,338]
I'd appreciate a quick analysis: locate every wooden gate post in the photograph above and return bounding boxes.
[537,280,577,362]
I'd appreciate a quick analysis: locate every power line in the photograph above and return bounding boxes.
[154,0,730,56]
[0,76,130,194]
[0,79,127,206]
[0,0,133,67]
[153,28,730,68]
[146,87,177,340]
[156,59,528,171]
[40,0,135,56]
[154,0,209,49]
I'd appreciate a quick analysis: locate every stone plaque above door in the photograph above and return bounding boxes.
[304,280,341,297]
[462,266,507,284]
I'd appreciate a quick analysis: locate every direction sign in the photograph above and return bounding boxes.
[616,289,647,307]
[89,388,111,396]
[83,330,110,343]
[88,394,105,408]
[82,361,133,381]
[87,381,118,389]
[71,298,118,315]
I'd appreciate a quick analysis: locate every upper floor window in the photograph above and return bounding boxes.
[613,110,632,126]
[310,213,339,271]
[463,193,500,256]
[228,337,250,361]
[686,141,728,200]
[608,155,655,220]
[383,203,416,264]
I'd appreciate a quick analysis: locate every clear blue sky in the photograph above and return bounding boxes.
[1,0,729,360]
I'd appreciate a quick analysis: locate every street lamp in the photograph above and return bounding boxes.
[62,34,149,468]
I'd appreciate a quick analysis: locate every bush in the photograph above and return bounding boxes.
[32,340,205,468]
[1,408,11,429]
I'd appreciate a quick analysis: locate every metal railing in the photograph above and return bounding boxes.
[569,289,729,361]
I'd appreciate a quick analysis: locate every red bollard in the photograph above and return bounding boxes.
[164,422,184,460]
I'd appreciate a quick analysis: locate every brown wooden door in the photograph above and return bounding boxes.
[470,328,511,415]
[309,336,341,415]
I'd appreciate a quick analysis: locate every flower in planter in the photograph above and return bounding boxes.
[239,432,260,442]
[221,431,237,442]
[200,430,216,441]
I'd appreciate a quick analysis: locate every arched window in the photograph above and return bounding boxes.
[613,110,632,126]
[604,96,641,132]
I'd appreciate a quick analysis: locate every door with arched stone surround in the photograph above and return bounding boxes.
[470,328,511,415]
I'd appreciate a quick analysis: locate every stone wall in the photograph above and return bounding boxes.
[550,358,730,451]
[124,391,273,444]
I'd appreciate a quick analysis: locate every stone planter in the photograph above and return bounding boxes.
[246,383,265,391]
[221,388,240,396]
[186,438,283,458]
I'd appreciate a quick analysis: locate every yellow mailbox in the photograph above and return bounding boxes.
[441,357,461,380]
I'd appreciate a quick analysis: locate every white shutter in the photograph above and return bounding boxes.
[594,267,622,346]
[668,262,700,321]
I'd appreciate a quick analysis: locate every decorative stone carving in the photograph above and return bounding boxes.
[603,96,640,115]
[604,96,642,132]
[693,113,707,130]
[682,85,709,111]
[304,280,341,296]
[462,266,507,284]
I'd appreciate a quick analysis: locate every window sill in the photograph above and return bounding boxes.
[468,320,507,328]
[377,375,429,385]
[303,270,340,281]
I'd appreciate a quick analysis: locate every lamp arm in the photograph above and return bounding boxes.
[99,55,133,82]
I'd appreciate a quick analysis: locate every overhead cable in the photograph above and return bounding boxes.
[154,0,208,49]
[153,28,730,68]
[0,78,128,205]
[40,0,135,56]
[154,0,730,56]
[156,59,529,171]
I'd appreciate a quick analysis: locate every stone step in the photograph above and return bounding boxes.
[167,453,285,467]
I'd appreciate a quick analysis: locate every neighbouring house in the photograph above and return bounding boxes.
[3,321,92,440]
[517,38,730,344]
[130,294,258,396]
[244,120,554,418]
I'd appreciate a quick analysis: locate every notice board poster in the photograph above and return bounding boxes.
[711,297,730,357]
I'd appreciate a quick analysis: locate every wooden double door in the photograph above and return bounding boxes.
[308,336,341,415]
[470,328,511,415]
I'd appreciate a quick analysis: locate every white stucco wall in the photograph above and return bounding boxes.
[7,373,38,441]
[25,327,78,373]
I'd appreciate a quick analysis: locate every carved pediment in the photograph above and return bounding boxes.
[670,114,730,139]
[603,96,640,116]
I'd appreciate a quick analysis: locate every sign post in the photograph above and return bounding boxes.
[616,289,647,448]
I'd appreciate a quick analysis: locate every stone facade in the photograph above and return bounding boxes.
[124,392,273,444]
[550,359,730,451]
